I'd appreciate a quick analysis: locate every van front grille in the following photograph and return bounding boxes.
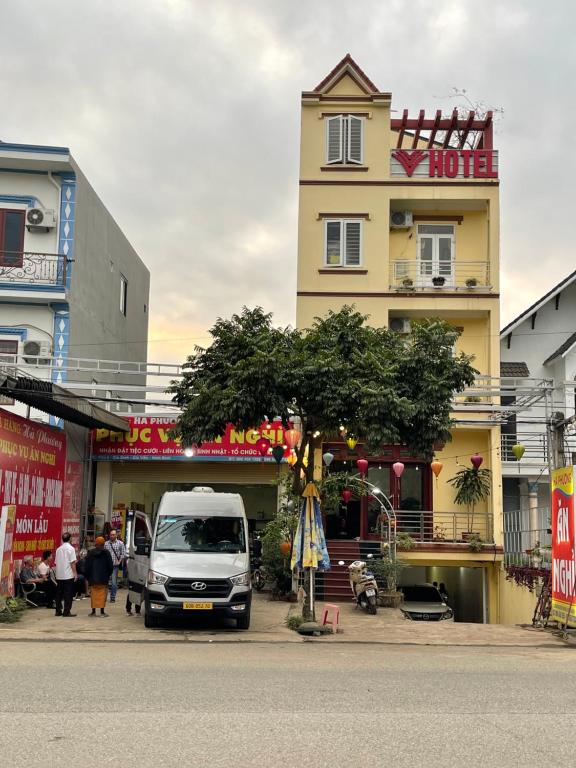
[165,578,232,600]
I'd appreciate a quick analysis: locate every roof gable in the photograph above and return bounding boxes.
[312,54,381,95]
[501,269,576,337]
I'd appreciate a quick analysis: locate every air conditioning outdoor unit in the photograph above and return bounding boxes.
[22,339,52,365]
[389,317,411,334]
[390,211,413,229]
[26,207,57,231]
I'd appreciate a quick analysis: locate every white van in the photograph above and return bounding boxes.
[127,488,252,630]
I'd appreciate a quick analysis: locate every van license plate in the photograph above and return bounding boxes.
[183,602,213,610]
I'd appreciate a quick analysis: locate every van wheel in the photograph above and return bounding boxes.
[144,611,159,629]
[236,610,251,630]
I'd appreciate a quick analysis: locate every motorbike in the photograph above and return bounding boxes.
[339,557,378,614]
[251,556,265,592]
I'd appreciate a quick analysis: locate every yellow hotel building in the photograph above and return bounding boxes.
[297,55,506,622]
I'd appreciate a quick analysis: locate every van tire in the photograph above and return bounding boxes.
[144,611,159,629]
[236,610,251,630]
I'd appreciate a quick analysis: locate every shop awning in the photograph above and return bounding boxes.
[0,372,130,431]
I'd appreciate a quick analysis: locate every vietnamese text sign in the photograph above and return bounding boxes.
[0,409,66,559]
[62,461,83,545]
[0,505,16,597]
[92,416,287,461]
[551,466,576,627]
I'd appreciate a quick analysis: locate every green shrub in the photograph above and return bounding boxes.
[0,596,27,623]
[286,613,304,631]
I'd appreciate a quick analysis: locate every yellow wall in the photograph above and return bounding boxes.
[499,572,538,625]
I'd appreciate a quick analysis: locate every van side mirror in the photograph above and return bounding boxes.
[135,537,150,556]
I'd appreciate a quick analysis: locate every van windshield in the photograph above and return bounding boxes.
[155,516,246,554]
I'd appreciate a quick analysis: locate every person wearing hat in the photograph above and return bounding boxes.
[84,536,114,617]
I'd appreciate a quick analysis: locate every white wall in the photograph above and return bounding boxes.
[0,173,60,254]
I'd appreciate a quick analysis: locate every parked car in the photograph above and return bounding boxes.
[399,583,454,621]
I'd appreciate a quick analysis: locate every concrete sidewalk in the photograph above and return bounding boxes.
[0,589,567,646]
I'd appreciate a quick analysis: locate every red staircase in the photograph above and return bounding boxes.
[322,540,361,601]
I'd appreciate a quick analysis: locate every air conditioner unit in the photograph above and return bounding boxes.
[390,211,413,229]
[26,207,57,231]
[22,339,52,365]
[389,317,411,334]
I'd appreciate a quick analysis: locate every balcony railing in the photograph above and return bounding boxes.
[0,251,68,288]
[390,260,491,291]
[374,510,494,544]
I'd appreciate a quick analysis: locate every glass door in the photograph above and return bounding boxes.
[417,224,454,287]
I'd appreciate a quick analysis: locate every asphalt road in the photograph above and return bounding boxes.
[1,641,574,767]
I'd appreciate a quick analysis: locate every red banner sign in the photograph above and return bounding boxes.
[62,461,83,546]
[92,416,288,462]
[0,409,66,560]
[551,466,576,627]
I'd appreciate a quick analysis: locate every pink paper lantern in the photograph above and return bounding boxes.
[470,454,483,469]
[357,458,368,476]
[392,461,405,479]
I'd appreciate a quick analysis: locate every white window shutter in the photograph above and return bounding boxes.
[325,221,342,265]
[347,116,363,164]
[326,116,343,164]
[344,222,361,266]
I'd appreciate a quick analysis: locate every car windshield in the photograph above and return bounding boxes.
[402,586,443,603]
[155,516,246,553]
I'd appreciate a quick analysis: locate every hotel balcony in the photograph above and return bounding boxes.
[390,259,492,292]
[0,251,68,290]
[376,510,495,547]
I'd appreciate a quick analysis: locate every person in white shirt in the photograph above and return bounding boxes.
[54,533,78,617]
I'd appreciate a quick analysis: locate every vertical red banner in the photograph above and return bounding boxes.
[62,461,83,547]
[0,409,66,562]
[551,466,576,626]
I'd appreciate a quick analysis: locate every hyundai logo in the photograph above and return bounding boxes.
[191,581,207,591]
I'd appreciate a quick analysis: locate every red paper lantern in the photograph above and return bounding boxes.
[284,429,301,449]
[392,461,405,479]
[341,489,353,504]
[471,453,483,469]
[357,458,368,476]
[279,541,291,556]
[256,437,271,457]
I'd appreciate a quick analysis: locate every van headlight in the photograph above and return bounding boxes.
[230,572,250,587]
[147,570,168,585]
[441,608,454,620]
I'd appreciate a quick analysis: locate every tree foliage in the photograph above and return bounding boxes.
[168,306,477,492]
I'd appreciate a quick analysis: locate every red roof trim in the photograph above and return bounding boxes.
[313,53,380,94]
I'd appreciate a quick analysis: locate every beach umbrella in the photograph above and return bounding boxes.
[291,482,330,621]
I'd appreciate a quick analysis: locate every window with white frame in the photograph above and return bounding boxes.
[417,224,455,285]
[324,220,362,267]
[120,274,128,316]
[325,115,364,165]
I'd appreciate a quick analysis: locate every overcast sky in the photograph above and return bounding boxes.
[1,0,574,364]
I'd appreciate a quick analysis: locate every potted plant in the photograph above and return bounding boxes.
[368,556,407,607]
[432,276,446,287]
[467,534,484,552]
[466,277,478,289]
[401,277,414,289]
[448,465,492,538]
[396,532,416,551]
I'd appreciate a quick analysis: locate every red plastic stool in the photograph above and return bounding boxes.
[321,603,340,633]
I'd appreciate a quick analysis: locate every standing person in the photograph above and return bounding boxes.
[54,533,77,617]
[84,537,114,617]
[104,529,126,603]
[439,582,449,604]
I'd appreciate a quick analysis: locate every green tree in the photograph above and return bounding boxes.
[168,306,477,494]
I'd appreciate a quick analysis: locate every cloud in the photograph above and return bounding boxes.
[1,0,575,364]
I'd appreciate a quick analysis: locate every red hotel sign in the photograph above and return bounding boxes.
[391,149,498,179]
[92,416,288,462]
[0,408,66,559]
